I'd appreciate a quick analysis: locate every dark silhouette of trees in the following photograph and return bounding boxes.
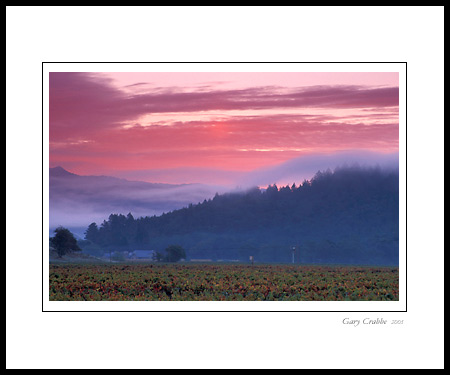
[85,222,99,243]
[81,166,399,265]
[164,245,186,262]
[50,226,81,257]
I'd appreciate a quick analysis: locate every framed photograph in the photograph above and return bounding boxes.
[7,6,443,369]
[43,62,406,313]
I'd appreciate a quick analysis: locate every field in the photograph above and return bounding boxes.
[49,263,399,301]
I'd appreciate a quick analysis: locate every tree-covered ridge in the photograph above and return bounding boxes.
[83,166,399,265]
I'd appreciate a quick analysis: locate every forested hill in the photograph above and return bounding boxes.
[83,166,399,265]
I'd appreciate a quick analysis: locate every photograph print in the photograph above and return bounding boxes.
[47,65,402,305]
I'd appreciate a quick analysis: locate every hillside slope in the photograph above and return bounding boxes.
[84,166,399,265]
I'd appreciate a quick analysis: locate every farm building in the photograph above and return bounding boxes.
[128,250,155,260]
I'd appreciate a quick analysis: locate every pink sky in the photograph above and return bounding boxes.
[49,72,399,184]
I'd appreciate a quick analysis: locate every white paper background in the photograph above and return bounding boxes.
[6,6,444,369]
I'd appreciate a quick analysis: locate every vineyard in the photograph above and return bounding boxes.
[49,263,399,301]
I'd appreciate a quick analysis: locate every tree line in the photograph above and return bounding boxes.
[79,165,399,265]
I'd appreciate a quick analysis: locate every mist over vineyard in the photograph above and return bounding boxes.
[80,165,399,266]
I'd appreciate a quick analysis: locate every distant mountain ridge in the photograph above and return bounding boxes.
[50,166,77,177]
[50,166,183,188]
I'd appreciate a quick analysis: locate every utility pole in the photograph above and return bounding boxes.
[291,246,296,264]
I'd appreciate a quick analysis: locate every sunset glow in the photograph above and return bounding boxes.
[49,72,399,184]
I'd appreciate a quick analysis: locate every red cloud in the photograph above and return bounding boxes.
[49,73,399,176]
